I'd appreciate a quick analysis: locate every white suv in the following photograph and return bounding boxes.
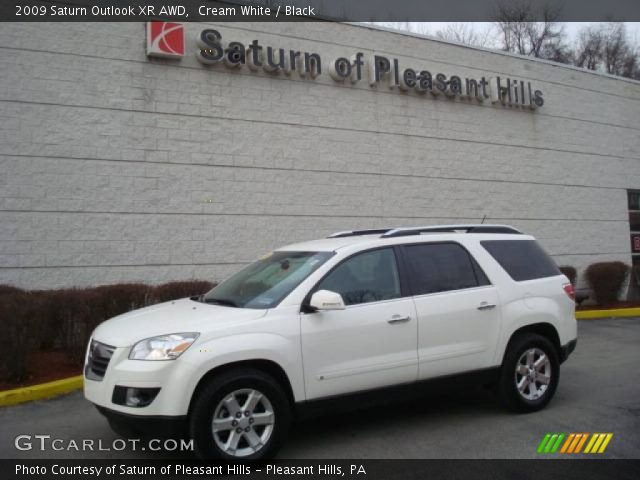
[84,224,577,460]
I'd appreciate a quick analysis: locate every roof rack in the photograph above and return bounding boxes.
[327,224,522,239]
[381,224,522,238]
[327,228,392,238]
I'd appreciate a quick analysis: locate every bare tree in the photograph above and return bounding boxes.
[601,23,635,76]
[435,23,493,48]
[527,5,564,58]
[572,23,639,78]
[622,48,640,79]
[541,41,573,64]
[494,0,566,61]
[495,1,531,55]
[574,25,604,70]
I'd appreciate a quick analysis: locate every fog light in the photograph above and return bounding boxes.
[112,386,160,407]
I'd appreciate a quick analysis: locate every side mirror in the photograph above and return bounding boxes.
[309,290,346,311]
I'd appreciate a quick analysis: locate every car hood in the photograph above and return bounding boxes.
[91,298,268,347]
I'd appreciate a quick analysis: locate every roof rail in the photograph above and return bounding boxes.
[327,228,393,238]
[327,224,522,239]
[381,224,522,238]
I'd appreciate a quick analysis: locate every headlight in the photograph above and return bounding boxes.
[129,332,199,361]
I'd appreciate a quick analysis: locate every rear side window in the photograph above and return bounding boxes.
[404,243,490,295]
[481,240,560,281]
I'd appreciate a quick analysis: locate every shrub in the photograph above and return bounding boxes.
[585,262,630,306]
[0,291,47,382]
[559,266,577,286]
[151,280,216,303]
[93,283,153,319]
[50,284,152,366]
[0,285,24,295]
[0,279,218,379]
[32,290,63,351]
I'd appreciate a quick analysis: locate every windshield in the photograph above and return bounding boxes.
[203,251,334,309]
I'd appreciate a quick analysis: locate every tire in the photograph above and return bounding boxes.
[189,368,292,460]
[498,333,560,413]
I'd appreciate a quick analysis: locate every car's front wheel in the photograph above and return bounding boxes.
[189,368,291,460]
[498,333,560,412]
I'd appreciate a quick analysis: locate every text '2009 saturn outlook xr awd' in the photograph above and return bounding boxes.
[84,224,577,460]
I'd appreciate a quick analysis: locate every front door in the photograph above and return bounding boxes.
[301,247,418,400]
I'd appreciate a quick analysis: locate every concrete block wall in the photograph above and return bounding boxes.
[0,22,638,289]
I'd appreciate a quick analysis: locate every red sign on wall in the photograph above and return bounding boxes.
[146,22,185,58]
[632,234,640,253]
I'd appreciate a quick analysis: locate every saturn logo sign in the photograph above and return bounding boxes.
[146,22,185,58]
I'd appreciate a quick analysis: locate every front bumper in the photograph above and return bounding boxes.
[84,344,200,417]
[95,405,186,438]
[560,338,577,363]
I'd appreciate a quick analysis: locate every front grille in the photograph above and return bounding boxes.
[85,340,115,381]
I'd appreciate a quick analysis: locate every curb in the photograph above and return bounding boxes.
[0,375,83,407]
[576,307,640,320]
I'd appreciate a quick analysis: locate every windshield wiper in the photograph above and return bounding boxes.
[203,297,239,308]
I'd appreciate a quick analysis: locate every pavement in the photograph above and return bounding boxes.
[1,318,639,459]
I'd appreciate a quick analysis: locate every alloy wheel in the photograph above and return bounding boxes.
[514,347,551,401]
[211,388,275,457]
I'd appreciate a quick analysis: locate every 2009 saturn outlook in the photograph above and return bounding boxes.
[84,224,577,460]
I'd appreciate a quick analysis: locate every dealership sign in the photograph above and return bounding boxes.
[146,22,544,109]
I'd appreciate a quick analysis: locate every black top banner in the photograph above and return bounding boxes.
[2,0,640,22]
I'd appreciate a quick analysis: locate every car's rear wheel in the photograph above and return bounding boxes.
[189,368,291,460]
[498,333,559,412]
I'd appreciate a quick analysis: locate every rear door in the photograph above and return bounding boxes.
[400,242,502,379]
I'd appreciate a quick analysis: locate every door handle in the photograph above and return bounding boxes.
[477,302,496,311]
[387,314,411,324]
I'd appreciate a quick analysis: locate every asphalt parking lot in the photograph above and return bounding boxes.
[1,318,638,459]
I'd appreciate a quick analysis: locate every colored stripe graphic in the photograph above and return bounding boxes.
[574,433,589,453]
[585,433,614,454]
[540,433,613,454]
[598,434,613,453]
[567,433,584,453]
[537,434,552,453]
[560,433,574,453]
[589,434,605,453]
[584,434,598,453]
[537,433,565,453]
[550,434,565,453]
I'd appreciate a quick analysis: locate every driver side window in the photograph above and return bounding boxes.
[316,248,401,306]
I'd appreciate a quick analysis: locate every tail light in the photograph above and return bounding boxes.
[563,283,575,302]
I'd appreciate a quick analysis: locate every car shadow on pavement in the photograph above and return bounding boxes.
[283,384,503,456]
